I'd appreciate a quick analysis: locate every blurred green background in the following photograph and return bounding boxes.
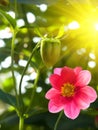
[0,0,98,130]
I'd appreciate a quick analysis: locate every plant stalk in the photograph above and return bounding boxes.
[19,116,24,130]
[19,43,40,107]
[11,30,19,106]
[54,111,63,130]
[26,69,40,114]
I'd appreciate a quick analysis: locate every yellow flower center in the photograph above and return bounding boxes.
[61,83,75,97]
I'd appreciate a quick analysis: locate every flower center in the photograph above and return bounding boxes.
[61,83,75,97]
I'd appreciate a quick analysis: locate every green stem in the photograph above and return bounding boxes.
[19,116,24,130]
[11,30,19,106]
[19,43,40,106]
[54,111,63,130]
[26,69,40,114]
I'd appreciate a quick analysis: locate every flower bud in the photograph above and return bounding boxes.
[40,38,61,67]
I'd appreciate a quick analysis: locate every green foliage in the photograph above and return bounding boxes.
[0,8,16,29]
[0,89,17,107]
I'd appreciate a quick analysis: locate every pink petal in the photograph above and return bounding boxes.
[54,68,62,75]
[74,93,90,109]
[49,74,63,90]
[45,88,60,99]
[61,67,76,84]
[64,100,80,119]
[80,86,97,103]
[75,70,91,86]
[48,96,64,113]
[74,67,82,75]
[75,86,97,109]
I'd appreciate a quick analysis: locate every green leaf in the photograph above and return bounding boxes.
[56,25,65,39]
[0,111,19,130]
[0,8,16,28]
[0,89,17,107]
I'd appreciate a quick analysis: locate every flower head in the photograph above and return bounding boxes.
[45,66,97,119]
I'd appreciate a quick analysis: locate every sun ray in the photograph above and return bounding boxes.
[48,0,98,60]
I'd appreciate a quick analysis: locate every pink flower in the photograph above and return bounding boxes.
[45,66,97,119]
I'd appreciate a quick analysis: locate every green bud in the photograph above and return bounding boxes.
[40,38,61,67]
